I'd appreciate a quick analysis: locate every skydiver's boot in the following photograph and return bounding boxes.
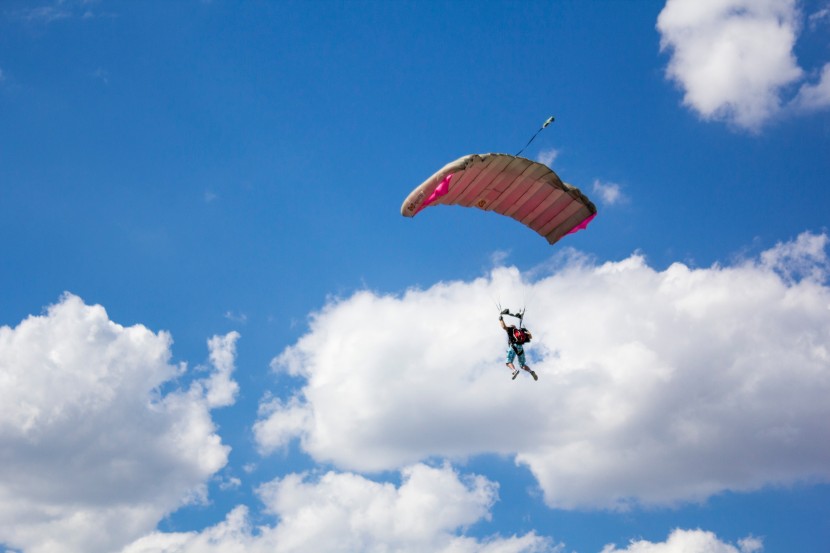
[523,365,538,381]
[511,369,520,380]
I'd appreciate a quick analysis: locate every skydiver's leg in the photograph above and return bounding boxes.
[519,353,538,381]
[523,365,538,381]
[506,350,519,379]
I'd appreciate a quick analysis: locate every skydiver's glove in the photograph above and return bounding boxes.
[499,316,503,321]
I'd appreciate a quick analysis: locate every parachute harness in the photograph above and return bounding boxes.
[498,304,528,344]
[497,302,526,324]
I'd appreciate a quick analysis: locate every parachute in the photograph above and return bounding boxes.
[401,153,597,245]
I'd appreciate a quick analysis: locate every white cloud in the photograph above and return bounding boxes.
[255,232,830,509]
[792,62,830,111]
[760,231,829,281]
[0,294,233,553]
[601,529,762,553]
[91,67,109,85]
[199,331,241,408]
[223,310,247,323]
[490,250,512,268]
[808,6,830,29]
[121,463,559,553]
[254,395,313,454]
[537,148,559,168]
[656,0,810,131]
[17,5,72,24]
[217,475,242,491]
[120,467,761,553]
[592,180,626,206]
[10,1,109,24]
[737,536,764,553]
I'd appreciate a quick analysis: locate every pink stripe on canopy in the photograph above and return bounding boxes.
[414,173,453,215]
[566,212,596,235]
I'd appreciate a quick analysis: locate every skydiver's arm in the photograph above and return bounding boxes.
[499,316,508,330]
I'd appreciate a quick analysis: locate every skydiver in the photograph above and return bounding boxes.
[499,309,537,381]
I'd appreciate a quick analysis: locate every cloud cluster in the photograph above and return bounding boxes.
[256,232,830,509]
[601,529,762,553]
[0,294,235,553]
[121,463,557,553]
[117,464,765,552]
[657,0,830,130]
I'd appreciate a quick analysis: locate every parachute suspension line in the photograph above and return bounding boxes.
[514,116,555,157]
[488,284,502,315]
[521,285,536,327]
[521,287,527,325]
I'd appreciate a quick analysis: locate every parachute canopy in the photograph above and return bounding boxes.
[401,153,597,245]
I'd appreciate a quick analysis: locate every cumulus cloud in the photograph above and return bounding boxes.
[255,232,830,509]
[657,0,830,131]
[601,529,762,553]
[198,331,241,408]
[792,63,830,111]
[760,230,829,281]
[592,180,626,206]
[121,463,558,553]
[0,294,234,553]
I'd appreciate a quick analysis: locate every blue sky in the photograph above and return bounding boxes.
[1,1,829,552]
